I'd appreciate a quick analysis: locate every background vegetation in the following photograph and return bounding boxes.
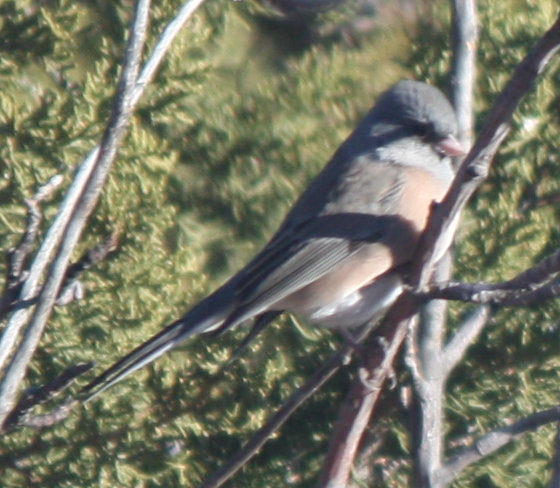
[0,0,559,486]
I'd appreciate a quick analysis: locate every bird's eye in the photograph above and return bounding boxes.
[408,119,437,142]
[421,123,438,142]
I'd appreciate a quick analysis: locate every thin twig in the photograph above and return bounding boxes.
[421,276,560,306]
[439,406,560,485]
[1,362,93,433]
[442,305,489,374]
[56,231,121,306]
[197,317,397,488]
[7,174,65,283]
[0,174,65,320]
[2,231,120,314]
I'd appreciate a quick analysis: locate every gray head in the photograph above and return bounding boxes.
[371,80,463,156]
[339,80,465,162]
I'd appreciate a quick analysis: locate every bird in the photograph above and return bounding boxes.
[81,79,466,402]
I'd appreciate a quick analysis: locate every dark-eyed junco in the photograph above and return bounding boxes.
[82,80,465,401]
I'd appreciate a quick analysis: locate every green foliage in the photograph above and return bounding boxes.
[1,0,560,487]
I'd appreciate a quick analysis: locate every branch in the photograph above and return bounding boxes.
[439,406,560,485]
[442,305,489,374]
[0,0,152,428]
[408,256,456,488]
[196,315,404,488]
[130,0,208,108]
[0,174,65,320]
[413,11,560,289]
[421,247,560,306]
[56,230,121,306]
[317,309,413,488]
[1,362,93,433]
[424,278,560,306]
[450,0,478,149]
[0,0,206,380]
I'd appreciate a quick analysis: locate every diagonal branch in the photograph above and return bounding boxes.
[413,12,560,289]
[0,0,209,430]
[0,0,152,429]
[316,309,413,488]
[1,362,93,433]
[0,0,207,377]
[195,307,419,488]
[442,305,489,374]
[439,406,560,485]
[198,344,356,488]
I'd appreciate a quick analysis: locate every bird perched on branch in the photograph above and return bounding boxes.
[82,79,465,402]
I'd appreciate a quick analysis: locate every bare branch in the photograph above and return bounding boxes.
[450,0,478,148]
[0,0,152,429]
[56,231,120,306]
[439,406,560,485]
[0,174,65,320]
[130,0,207,108]
[421,276,560,306]
[1,362,93,433]
[508,248,560,290]
[198,345,355,488]
[317,314,412,488]
[409,266,452,488]
[413,12,560,290]
[0,0,206,384]
[420,247,560,306]
[442,305,489,374]
[196,314,404,488]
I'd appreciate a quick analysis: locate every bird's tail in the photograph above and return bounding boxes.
[79,299,227,403]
